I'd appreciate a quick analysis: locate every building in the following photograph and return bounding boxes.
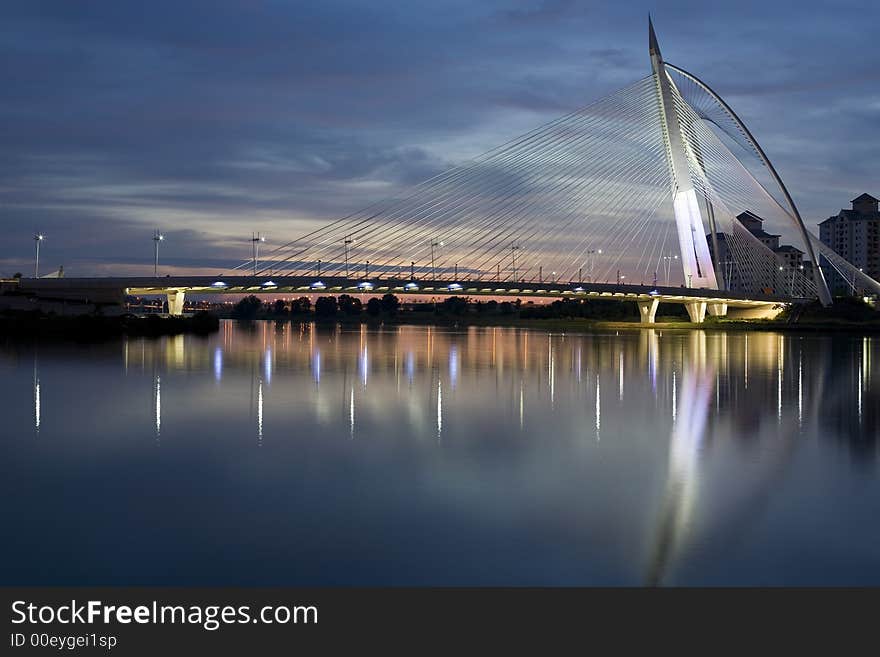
[708,211,808,295]
[818,193,880,294]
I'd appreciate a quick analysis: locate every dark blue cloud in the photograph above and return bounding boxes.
[1,0,878,275]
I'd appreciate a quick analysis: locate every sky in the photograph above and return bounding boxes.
[1,0,878,277]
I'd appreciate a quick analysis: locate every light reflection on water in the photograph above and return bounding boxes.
[0,320,878,586]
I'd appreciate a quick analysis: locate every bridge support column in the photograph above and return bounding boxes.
[707,302,728,317]
[637,298,659,324]
[684,301,707,323]
[166,289,185,316]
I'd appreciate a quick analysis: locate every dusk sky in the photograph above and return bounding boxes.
[2,0,878,277]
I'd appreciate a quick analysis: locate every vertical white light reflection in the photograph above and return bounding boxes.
[595,374,601,441]
[360,345,369,388]
[437,378,443,442]
[257,380,263,445]
[34,379,41,434]
[155,375,161,440]
[406,351,415,385]
[213,347,223,382]
[863,337,870,392]
[549,341,555,406]
[519,380,524,430]
[350,387,355,438]
[671,369,677,423]
[576,346,582,383]
[857,363,862,425]
[618,351,624,401]
[777,337,783,422]
[264,348,272,385]
[449,345,458,390]
[312,348,321,386]
[744,334,749,389]
[797,351,803,427]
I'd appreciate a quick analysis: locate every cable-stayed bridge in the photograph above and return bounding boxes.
[16,20,880,322]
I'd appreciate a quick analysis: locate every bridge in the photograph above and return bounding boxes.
[11,19,880,322]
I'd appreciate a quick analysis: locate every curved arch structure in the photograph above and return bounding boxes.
[661,61,832,306]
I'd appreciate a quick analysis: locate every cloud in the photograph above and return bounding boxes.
[0,1,878,274]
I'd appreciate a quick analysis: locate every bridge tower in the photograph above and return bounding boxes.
[649,18,718,292]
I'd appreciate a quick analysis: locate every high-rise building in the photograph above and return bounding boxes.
[708,211,808,295]
[818,194,880,294]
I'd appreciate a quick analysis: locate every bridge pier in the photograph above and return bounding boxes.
[684,301,707,323]
[707,302,728,317]
[636,298,659,323]
[166,289,185,316]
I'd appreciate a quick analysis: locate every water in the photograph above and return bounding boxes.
[1,321,878,586]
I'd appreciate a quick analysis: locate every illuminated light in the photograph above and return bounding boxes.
[406,351,415,384]
[360,346,368,387]
[34,380,40,432]
[449,345,459,389]
[257,380,263,445]
[213,347,222,382]
[357,281,374,291]
[261,280,277,287]
[310,281,326,290]
[312,349,321,385]
[210,281,228,288]
[404,282,419,291]
[573,286,585,292]
[350,387,355,438]
[447,283,462,291]
[437,378,442,442]
[595,374,601,440]
[264,348,272,385]
[155,375,161,439]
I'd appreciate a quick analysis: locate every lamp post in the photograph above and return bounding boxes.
[511,244,520,281]
[662,254,678,286]
[344,235,355,277]
[430,240,443,279]
[410,261,415,280]
[33,233,44,278]
[251,232,265,276]
[365,260,370,278]
[153,230,164,277]
[586,248,602,282]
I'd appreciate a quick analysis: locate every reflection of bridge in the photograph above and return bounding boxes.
[12,19,880,321]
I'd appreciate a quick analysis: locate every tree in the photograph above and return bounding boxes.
[442,296,469,316]
[12,272,22,279]
[337,294,362,316]
[366,297,382,316]
[380,293,399,315]
[290,297,311,314]
[232,295,262,319]
[314,296,338,317]
[273,299,288,316]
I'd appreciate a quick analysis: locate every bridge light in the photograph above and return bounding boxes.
[447,283,462,291]
[262,280,277,288]
[358,281,374,291]
[404,282,419,291]
[310,281,326,290]
[211,281,228,288]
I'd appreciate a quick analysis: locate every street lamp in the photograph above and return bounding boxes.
[344,235,356,277]
[662,254,678,285]
[430,240,444,279]
[586,248,602,282]
[153,230,164,277]
[251,232,265,276]
[33,233,44,278]
[511,244,520,281]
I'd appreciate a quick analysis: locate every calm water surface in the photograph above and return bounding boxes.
[1,321,878,585]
